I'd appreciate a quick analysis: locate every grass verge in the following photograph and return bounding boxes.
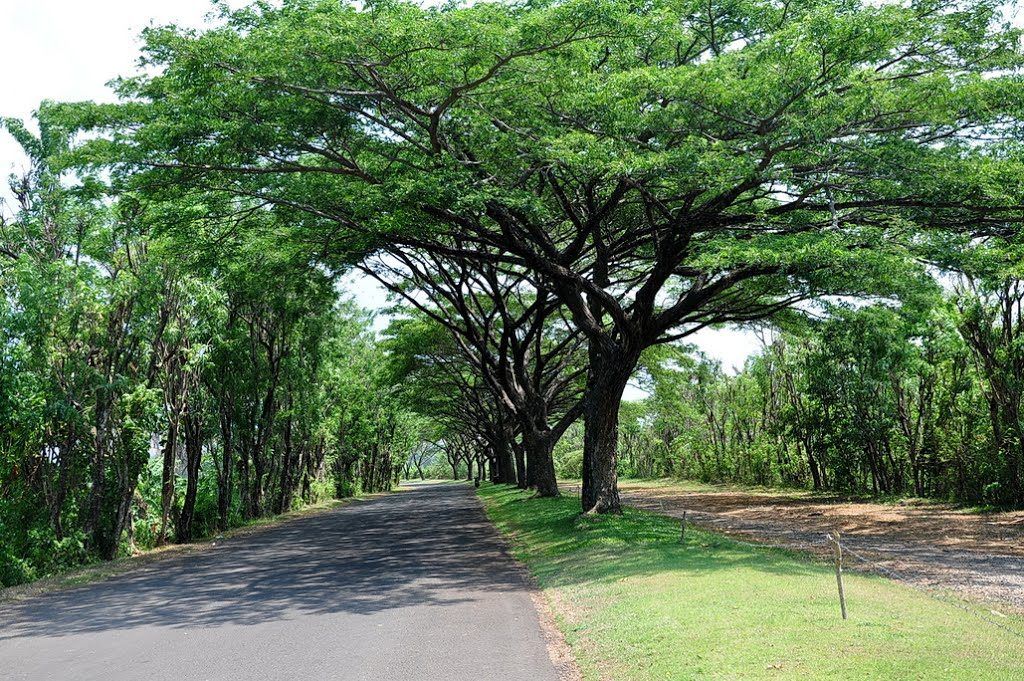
[478,483,1024,680]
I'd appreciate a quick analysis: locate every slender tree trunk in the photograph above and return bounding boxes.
[85,402,112,552]
[803,441,823,490]
[238,442,253,519]
[177,410,203,543]
[218,435,233,530]
[158,420,179,545]
[277,405,294,514]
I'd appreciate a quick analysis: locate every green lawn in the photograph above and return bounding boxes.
[478,484,1024,680]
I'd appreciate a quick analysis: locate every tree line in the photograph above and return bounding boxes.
[2,0,1023,585]
[584,279,1024,505]
[0,116,420,587]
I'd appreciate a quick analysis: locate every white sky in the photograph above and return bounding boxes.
[0,0,762,398]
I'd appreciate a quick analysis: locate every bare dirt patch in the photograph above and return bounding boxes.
[610,480,1024,613]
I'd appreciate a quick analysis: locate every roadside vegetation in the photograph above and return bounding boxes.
[2,5,1024,675]
[548,300,1024,508]
[0,121,424,587]
[479,483,1024,680]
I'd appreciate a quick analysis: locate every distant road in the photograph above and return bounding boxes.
[1,483,560,681]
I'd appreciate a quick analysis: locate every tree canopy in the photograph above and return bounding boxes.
[59,0,1024,512]
[1,0,1021,587]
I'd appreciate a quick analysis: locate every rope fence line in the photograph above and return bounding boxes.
[839,543,1024,641]
[560,484,1024,641]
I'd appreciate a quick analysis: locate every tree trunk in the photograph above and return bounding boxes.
[276,405,294,514]
[238,442,254,520]
[217,431,233,530]
[524,430,559,497]
[513,439,528,489]
[158,420,179,545]
[177,410,203,543]
[581,347,635,514]
[493,429,517,485]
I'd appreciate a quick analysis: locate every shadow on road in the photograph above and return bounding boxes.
[1,483,526,641]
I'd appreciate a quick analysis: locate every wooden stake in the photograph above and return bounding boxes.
[680,510,688,543]
[828,532,848,620]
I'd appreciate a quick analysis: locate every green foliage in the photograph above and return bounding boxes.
[57,0,1023,515]
[622,291,1024,505]
[0,112,418,587]
[5,0,1024,581]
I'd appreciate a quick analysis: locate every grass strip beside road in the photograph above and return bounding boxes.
[478,483,1024,680]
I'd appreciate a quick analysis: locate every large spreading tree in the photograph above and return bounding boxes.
[69,0,1024,512]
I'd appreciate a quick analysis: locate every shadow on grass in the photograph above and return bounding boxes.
[484,484,835,590]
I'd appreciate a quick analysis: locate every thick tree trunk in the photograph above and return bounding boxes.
[523,430,559,497]
[581,347,635,514]
[493,429,517,485]
[488,454,500,483]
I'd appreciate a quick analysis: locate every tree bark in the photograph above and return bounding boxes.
[513,439,528,489]
[523,429,559,497]
[492,426,517,485]
[177,410,203,543]
[158,420,179,545]
[581,346,635,514]
[217,415,234,530]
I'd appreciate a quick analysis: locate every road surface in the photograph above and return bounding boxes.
[0,482,561,681]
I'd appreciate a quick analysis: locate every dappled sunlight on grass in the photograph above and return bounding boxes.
[480,484,1024,681]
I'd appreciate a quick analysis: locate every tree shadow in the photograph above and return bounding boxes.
[0,483,533,642]
[482,485,838,589]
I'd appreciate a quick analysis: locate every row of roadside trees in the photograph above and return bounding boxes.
[0,114,421,586]
[5,0,1024,543]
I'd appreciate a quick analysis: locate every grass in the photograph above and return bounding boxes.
[478,483,1024,680]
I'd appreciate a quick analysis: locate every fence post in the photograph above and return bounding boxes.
[828,531,848,620]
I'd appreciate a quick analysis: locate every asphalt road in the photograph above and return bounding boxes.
[0,482,560,681]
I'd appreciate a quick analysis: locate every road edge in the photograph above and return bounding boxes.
[473,484,583,681]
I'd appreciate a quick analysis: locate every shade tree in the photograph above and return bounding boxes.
[366,247,586,496]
